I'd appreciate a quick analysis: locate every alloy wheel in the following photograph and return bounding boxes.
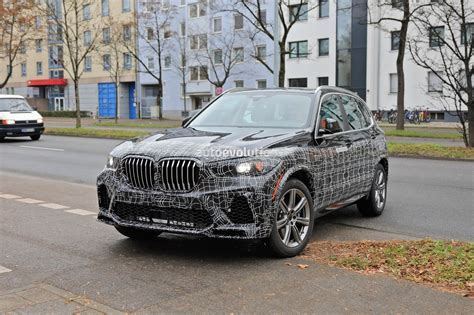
[374,170,386,209]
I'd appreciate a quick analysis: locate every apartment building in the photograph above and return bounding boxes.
[137,0,275,118]
[0,0,138,119]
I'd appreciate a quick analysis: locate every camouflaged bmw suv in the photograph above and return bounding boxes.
[97,87,388,257]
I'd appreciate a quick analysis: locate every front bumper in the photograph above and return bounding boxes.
[97,167,281,239]
[0,123,44,137]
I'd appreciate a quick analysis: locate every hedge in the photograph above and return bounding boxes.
[39,111,93,118]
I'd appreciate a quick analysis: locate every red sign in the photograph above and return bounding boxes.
[215,87,223,95]
[27,79,68,87]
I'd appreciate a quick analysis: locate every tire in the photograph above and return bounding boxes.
[269,179,314,258]
[114,225,161,240]
[30,135,41,141]
[357,164,387,217]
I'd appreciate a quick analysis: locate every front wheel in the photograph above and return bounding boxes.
[357,164,387,217]
[115,225,161,240]
[30,135,41,141]
[269,179,314,258]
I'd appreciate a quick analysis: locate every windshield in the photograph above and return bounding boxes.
[0,98,33,112]
[188,91,314,129]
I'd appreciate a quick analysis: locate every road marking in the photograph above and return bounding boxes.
[19,145,65,152]
[65,209,96,216]
[39,203,69,210]
[0,194,21,199]
[0,266,12,274]
[17,198,44,204]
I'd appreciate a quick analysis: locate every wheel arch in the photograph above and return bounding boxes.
[379,157,389,175]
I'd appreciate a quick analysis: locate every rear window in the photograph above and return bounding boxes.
[0,98,32,112]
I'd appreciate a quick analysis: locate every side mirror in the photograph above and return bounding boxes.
[181,109,202,127]
[318,128,333,136]
[181,116,191,127]
[32,106,38,111]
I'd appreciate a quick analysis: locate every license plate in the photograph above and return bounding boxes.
[22,128,35,132]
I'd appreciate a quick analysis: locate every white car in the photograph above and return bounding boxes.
[0,95,44,141]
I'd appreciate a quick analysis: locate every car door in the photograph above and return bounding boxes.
[313,93,353,209]
[338,94,376,197]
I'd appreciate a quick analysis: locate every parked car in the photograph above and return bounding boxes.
[97,87,388,257]
[0,95,44,141]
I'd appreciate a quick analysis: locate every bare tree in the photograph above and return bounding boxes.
[123,1,177,119]
[37,0,101,128]
[172,35,191,114]
[227,0,319,87]
[408,0,473,146]
[0,1,37,89]
[368,0,431,130]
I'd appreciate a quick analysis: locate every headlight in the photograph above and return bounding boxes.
[37,118,43,123]
[212,158,280,176]
[1,119,15,125]
[106,155,119,169]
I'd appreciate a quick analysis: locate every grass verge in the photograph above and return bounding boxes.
[387,142,474,160]
[302,240,474,297]
[93,120,181,129]
[384,129,462,140]
[45,128,149,139]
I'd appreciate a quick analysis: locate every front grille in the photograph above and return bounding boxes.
[15,120,38,124]
[122,156,156,190]
[158,159,200,192]
[227,196,254,224]
[113,202,212,229]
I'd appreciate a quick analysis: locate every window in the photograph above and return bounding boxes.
[164,56,171,68]
[235,80,244,88]
[289,3,308,22]
[102,0,109,16]
[147,56,154,70]
[289,41,308,58]
[36,62,43,75]
[35,39,42,52]
[318,77,329,86]
[189,1,207,18]
[190,34,207,50]
[83,4,91,20]
[84,56,92,72]
[83,30,91,46]
[213,17,222,32]
[258,10,267,25]
[214,49,223,64]
[257,80,267,88]
[189,3,198,18]
[340,95,368,130]
[234,14,244,30]
[428,71,443,92]
[233,47,244,62]
[164,24,172,38]
[147,28,154,40]
[429,26,445,47]
[122,0,131,12]
[319,0,329,18]
[180,23,186,37]
[162,0,170,9]
[21,63,27,77]
[123,53,132,69]
[103,27,111,44]
[123,25,131,41]
[190,66,207,80]
[318,38,329,56]
[356,100,373,127]
[288,78,307,87]
[103,54,111,70]
[319,95,345,134]
[256,45,266,61]
[391,31,400,50]
[144,86,159,97]
[389,73,398,93]
[461,23,474,45]
[19,41,26,54]
[391,0,403,9]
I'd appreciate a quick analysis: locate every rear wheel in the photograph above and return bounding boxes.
[269,179,314,258]
[357,164,387,217]
[115,225,161,240]
[30,135,41,141]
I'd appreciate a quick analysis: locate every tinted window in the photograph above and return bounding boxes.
[340,95,366,130]
[319,95,345,134]
[357,100,373,127]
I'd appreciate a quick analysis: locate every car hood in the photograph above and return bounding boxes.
[0,111,42,121]
[111,126,312,162]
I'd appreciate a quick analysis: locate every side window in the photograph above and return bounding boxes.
[340,95,366,130]
[318,95,345,134]
[357,100,373,127]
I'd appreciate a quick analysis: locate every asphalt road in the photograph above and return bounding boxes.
[1,135,473,313]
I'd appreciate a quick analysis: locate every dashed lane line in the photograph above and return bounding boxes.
[19,145,65,152]
[64,209,96,216]
[0,266,12,274]
[0,194,21,199]
[16,198,44,204]
[38,203,69,210]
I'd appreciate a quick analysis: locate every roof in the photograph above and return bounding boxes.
[226,86,358,95]
[0,94,26,99]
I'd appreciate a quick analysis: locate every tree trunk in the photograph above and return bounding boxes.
[278,42,286,87]
[115,83,119,124]
[396,0,410,131]
[158,81,163,120]
[182,81,187,112]
[468,103,474,147]
[74,80,81,128]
